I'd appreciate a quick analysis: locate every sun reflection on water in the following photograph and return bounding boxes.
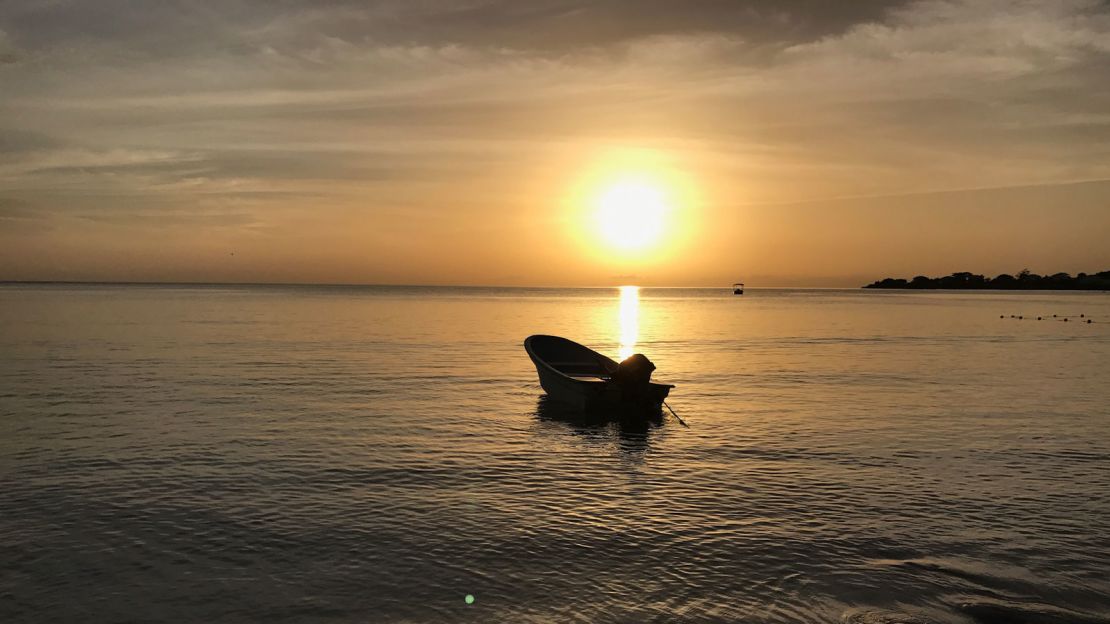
[618,285,639,361]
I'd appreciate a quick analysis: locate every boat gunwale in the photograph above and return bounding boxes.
[523,334,674,389]
[524,334,614,385]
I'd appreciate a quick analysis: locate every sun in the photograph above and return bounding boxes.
[565,146,698,263]
[594,177,669,251]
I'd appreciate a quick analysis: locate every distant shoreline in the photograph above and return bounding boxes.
[2,279,1108,291]
[864,270,1110,290]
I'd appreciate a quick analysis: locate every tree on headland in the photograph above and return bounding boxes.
[1017,268,1042,285]
[990,273,1016,288]
[863,270,1110,290]
[938,272,987,288]
[868,277,909,288]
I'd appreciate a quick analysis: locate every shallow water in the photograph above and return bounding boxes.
[1,284,1108,623]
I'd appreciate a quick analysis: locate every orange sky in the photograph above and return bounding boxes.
[2,1,1109,286]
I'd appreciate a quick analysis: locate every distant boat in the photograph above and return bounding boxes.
[733,282,744,295]
[524,335,673,413]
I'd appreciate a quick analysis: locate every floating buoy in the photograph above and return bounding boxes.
[1053,314,1057,317]
[1037,316,1042,320]
[1000,315,1004,319]
[1088,319,1093,324]
[1018,315,1023,319]
[1064,318,1069,322]
[1080,314,1085,318]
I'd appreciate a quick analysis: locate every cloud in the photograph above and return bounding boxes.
[0,128,60,153]
[3,1,1109,194]
[0,196,54,233]
[782,0,1110,84]
[1,1,906,53]
[0,28,19,63]
[1,0,1108,283]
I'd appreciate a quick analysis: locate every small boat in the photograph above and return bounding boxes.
[524,335,674,413]
[733,282,744,295]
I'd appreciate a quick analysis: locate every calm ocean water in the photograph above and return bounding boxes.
[1,284,1108,624]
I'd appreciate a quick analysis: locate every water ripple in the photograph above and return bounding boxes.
[2,285,1109,623]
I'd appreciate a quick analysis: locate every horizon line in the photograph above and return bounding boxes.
[0,279,865,290]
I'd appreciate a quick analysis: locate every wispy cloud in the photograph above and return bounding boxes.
[0,28,19,63]
[1,0,1108,283]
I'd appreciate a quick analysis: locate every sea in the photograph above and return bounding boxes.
[1,284,1108,624]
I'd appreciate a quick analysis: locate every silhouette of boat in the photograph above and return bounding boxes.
[733,282,744,295]
[524,335,673,413]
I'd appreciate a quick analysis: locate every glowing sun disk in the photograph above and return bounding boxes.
[595,179,668,251]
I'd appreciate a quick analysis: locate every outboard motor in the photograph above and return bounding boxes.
[613,353,656,399]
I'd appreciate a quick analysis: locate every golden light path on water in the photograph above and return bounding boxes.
[618,285,639,360]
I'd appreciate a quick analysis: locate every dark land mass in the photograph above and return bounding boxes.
[864,269,1110,290]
